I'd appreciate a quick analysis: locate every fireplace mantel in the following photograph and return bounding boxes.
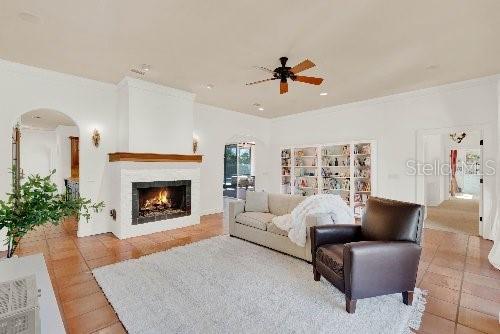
[108,152,202,163]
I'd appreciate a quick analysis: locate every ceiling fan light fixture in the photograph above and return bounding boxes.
[258,107,264,111]
[320,92,328,96]
[205,84,214,89]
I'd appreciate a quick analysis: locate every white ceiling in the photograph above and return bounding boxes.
[1,1,500,118]
[20,109,76,130]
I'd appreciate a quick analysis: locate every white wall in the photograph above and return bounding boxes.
[20,128,56,181]
[269,76,499,239]
[423,134,445,206]
[18,126,78,193]
[117,77,195,154]
[193,103,271,215]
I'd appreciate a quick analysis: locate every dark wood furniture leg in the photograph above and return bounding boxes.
[346,298,356,314]
[402,291,414,305]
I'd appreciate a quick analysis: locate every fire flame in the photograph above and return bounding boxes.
[143,190,172,209]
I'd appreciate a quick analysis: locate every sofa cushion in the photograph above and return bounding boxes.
[245,191,269,213]
[236,212,274,231]
[266,221,288,237]
[316,244,344,277]
[287,195,306,213]
[268,194,291,216]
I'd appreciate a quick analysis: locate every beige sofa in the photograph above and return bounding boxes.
[228,193,334,262]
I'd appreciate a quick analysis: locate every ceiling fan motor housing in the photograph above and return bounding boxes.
[274,57,294,82]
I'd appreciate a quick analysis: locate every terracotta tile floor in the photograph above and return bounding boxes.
[9,215,500,334]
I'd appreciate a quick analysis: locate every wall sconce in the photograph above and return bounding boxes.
[92,129,101,147]
[192,136,199,154]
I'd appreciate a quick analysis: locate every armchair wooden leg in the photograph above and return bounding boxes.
[313,267,321,281]
[402,291,414,306]
[346,298,356,314]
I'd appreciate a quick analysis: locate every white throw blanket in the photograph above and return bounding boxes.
[272,194,354,247]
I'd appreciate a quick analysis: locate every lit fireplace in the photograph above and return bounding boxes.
[132,180,191,225]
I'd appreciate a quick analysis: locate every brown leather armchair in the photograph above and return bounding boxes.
[311,197,424,313]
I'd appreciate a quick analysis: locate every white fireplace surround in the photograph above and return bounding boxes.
[108,161,200,239]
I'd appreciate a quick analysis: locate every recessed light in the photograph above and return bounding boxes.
[320,92,328,96]
[258,107,264,111]
[206,84,214,89]
[18,12,41,24]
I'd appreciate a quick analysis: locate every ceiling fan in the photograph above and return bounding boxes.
[246,57,324,94]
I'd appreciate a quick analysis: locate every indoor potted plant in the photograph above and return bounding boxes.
[0,170,104,258]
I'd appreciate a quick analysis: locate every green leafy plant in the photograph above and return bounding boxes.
[0,170,104,258]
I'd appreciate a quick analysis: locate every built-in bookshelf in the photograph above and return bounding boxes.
[321,144,351,206]
[281,148,292,194]
[280,141,376,218]
[353,143,373,218]
[294,147,319,196]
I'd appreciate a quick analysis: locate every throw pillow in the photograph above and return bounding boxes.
[245,191,269,213]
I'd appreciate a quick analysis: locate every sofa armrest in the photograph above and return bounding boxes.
[343,241,421,300]
[228,200,245,235]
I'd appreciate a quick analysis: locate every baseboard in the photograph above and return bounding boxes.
[201,208,223,216]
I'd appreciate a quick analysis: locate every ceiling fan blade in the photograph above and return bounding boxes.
[253,66,276,74]
[290,59,315,74]
[245,78,277,86]
[280,81,288,94]
[293,75,324,85]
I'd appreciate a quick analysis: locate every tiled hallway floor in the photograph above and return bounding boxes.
[9,215,500,334]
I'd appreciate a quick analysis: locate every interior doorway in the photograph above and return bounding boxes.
[14,108,80,205]
[223,142,255,199]
[422,129,482,235]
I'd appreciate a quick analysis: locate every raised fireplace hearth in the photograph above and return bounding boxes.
[132,180,191,225]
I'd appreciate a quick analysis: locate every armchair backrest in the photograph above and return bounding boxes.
[361,197,424,244]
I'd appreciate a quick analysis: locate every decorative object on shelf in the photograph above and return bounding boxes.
[449,132,467,144]
[92,129,101,147]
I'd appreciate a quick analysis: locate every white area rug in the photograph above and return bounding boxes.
[93,236,426,334]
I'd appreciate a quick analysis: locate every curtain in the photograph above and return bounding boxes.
[450,149,459,196]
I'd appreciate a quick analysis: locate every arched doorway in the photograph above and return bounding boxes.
[15,108,80,229]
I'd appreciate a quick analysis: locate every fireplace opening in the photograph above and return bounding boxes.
[132,180,191,225]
